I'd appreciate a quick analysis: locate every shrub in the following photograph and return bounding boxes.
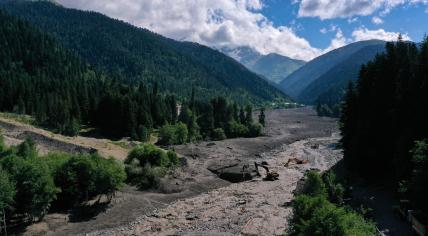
[290,171,376,236]
[292,196,376,236]
[323,171,345,204]
[175,122,189,144]
[226,120,249,138]
[301,171,327,197]
[167,151,180,166]
[0,155,59,220]
[158,122,188,145]
[246,122,262,137]
[212,128,226,141]
[125,144,179,189]
[53,153,125,207]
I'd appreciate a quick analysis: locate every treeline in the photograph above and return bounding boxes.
[290,171,376,235]
[0,134,126,227]
[0,10,179,138]
[158,93,265,145]
[341,37,428,213]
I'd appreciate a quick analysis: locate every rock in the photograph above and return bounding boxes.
[218,165,257,183]
[238,200,247,205]
[185,213,198,220]
[206,142,216,147]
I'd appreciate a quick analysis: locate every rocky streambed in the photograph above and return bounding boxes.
[87,133,342,236]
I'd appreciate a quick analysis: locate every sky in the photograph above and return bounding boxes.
[56,0,428,61]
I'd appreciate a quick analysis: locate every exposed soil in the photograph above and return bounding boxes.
[1,107,340,235]
[0,118,130,160]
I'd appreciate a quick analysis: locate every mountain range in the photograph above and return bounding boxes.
[279,40,386,104]
[219,46,306,84]
[0,0,288,105]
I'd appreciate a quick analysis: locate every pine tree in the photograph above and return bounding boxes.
[258,108,265,127]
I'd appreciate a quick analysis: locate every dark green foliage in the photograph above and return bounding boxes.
[0,154,59,220]
[258,108,266,127]
[409,140,428,213]
[246,122,263,138]
[340,39,428,177]
[315,87,343,118]
[0,167,15,212]
[226,121,249,138]
[158,123,189,145]
[0,135,125,223]
[0,10,177,139]
[124,144,179,189]
[292,196,376,236]
[301,171,327,198]
[1,1,288,105]
[53,154,125,207]
[322,172,345,205]
[290,171,375,236]
[212,128,227,141]
[163,96,264,143]
[340,37,428,214]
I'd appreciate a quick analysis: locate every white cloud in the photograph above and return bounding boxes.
[347,17,359,23]
[323,28,349,52]
[56,0,322,60]
[352,27,411,41]
[297,0,428,19]
[371,16,384,24]
[320,28,327,34]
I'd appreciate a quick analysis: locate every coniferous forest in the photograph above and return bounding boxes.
[340,37,428,213]
[0,10,263,141]
[0,1,289,105]
[0,10,178,137]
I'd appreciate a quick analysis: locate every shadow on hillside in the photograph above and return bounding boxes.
[69,202,110,223]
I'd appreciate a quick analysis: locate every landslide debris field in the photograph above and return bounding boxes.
[0,108,340,236]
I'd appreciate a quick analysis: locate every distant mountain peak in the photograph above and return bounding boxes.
[218,46,306,84]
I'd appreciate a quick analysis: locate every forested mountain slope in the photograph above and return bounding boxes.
[0,10,178,138]
[300,43,385,104]
[279,40,385,100]
[0,1,288,104]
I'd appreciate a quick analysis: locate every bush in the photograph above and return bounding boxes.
[212,128,226,141]
[292,196,376,236]
[158,122,188,145]
[125,144,179,189]
[301,171,327,197]
[226,120,249,138]
[0,154,59,220]
[246,122,262,137]
[323,171,345,204]
[53,153,125,207]
[290,171,375,236]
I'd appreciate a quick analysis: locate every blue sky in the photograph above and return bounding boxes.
[58,0,428,60]
[260,0,428,48]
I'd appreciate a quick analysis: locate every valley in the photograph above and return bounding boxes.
[1,1,427,235]
[1,108,339,235]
